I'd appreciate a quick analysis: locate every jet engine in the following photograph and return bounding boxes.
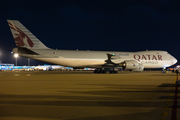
[122,60,144,71]
[132,63,144,72]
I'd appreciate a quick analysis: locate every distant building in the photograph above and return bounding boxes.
[0,63,14,70]
[0,63,93,71]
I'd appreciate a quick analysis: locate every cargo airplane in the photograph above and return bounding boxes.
[7,20,177,73]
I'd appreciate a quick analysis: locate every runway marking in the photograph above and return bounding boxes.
[174,75,177,84]
[160,74,177,120]
[165,102,170,105]
[14,74,19,76]
[170,93,173,96]
[171,74,178,120]
[27,74,31,76]
[171,85,178,120]
[129,88,157,120]
[161,112,168,116]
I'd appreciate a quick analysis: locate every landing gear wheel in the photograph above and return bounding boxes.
[94,69,107,74]
[94,70,98,73]
[109,70,118,74]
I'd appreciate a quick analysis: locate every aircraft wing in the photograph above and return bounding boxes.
[105,53,124,64]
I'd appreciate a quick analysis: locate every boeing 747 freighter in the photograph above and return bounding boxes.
[7,20,177,73]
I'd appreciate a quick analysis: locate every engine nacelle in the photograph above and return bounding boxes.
[132,63,144,72]
[123,60,139,70]
[122,60,144,71]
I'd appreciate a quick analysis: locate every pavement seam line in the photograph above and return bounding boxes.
[129,87,160,120]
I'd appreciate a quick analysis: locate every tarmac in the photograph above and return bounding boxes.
[0,70,179,120]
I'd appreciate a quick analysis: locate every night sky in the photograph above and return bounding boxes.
[0,0,180,66]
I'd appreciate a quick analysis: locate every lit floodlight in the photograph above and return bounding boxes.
[14,53,19,58]
[176,65,180,68]
[14,53,19,66]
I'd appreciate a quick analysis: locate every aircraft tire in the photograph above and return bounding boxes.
[103,70,106,73]
[109,70,118,74]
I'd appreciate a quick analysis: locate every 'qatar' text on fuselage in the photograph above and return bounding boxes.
[134,54,162,62]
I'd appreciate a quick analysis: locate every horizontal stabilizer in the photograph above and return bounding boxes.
[16,47,40,55]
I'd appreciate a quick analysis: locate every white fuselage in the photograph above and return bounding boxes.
[20,49,177,68]
[8,20,177,69]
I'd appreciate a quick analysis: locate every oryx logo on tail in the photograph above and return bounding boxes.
[8,21,34,47]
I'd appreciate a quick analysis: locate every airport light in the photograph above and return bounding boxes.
[176,65,180,69]
[14,53,19,66]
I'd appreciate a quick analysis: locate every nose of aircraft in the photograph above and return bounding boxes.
[172,57,177,65]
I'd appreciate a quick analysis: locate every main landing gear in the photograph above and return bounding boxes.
[94,69,106,73]
[109,70,118,74]
[94,69,118,74]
